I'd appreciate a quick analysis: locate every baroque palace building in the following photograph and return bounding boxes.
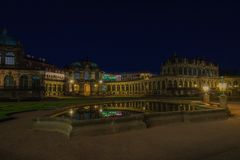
[0,29,239,100]
[104,55,240,97]
[0,29,65,99]
[64,60,103,96]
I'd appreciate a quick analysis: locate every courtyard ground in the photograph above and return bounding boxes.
[0,98,240,160]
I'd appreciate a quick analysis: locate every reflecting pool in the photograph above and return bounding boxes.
[55,101,209,121]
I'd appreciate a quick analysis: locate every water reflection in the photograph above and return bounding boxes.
[58,101,204,121]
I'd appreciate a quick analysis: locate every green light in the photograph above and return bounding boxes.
[103,74,117,81]
[100,110,122,117]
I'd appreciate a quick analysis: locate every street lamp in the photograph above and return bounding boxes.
[202,84,210,103]
[218,76,228,108]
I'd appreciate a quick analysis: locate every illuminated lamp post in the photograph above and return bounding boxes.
[218,77,228,108]
[202,84,210,103]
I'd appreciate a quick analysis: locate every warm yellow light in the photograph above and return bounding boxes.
[69,80,74,84]
[218,82,227,92]
[99,80,103,84]
[69,109,74,115]
[94,84,98,87]
[202,84,209,93]
[194,84,198,88]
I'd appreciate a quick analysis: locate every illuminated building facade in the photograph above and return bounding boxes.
[0,29,43,99]
[104,55,240,97]
[64,60,103,96]
[43,68,65,96]
[0,30,239,99]
[0,29,65,99]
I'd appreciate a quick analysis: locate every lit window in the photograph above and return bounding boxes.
[19,75,28,89]
[32,76,41,89]
[74,72,80,80]
[84,72,89,80]
[5,52,15,65]
[91,72,95,80]
[4,75,14,88]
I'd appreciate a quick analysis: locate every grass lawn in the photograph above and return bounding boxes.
[0,97,141,120]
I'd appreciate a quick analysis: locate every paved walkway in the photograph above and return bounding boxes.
[0,102,240,160]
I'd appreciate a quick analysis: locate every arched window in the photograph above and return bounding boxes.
[126,84,129,91]
[117,85,120,91]
[233,81,238,87]
[193,68,197,75]
[193,81,197,88]
[209,71,212,77]
[32,76,41,89]
[179,80,183,87]
[188,68,192,75]
[53,84,56,91]
[153,81,156,90]
[121,85,125,91]
[162,81,166,89]
[149,82,152,90]
[49,84,52,91]
[179,68,183,75]
[4,75,14,88]
[203,70,206,76]
[112,85,116,91]
[167,80,172,88]
[157,81,161,90]
[172,68,176,75]
[184,81,188,88]
[5,52,15,65]
[74,72,80,80]
[167,68,170,75]
[90,72,95,80]
[19,75,28,89]
[84,71,89,80]
[57,85,61,92]
[189,81,192,88]
[174,80,178,88]
[45,84,48,91]
[198,69,201,76]
[184,68,188,75]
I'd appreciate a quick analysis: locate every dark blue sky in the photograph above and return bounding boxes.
[0,0,239,73]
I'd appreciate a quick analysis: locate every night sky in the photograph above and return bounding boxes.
[0,0,240,73]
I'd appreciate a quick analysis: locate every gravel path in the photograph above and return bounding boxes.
[0,103,240,160]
